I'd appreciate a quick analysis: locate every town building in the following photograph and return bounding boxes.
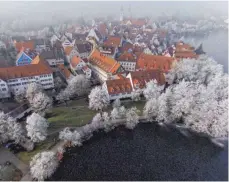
[103,78,132,100]
[174,42,198,60]
[116,51,137,72]
[0,56,54,98]
[15,51,33,66]
[126,69,165,90]
[14,40,35,53]
[136,53,176,73]
[39,50,64,66]
[74,41,92,59]
[88,49,123,82]
[70,55,92,79]
[99,36,122,58]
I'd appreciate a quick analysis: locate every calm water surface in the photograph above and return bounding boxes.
[48,123,228,181]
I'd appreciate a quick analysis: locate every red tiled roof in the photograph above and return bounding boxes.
[130,69,165,89]
[97,23,108,36]
[89,49,121,74]
[70,55,82,67]
[64,46,73,56]
[57,64,71,79]
[117,52,137,62]
[136,53,176,73]
[103,36,121,47]
[175,42,197,59]
[120,42,133,53]
[15,40,35,52]
[0,58,52,80]
[106,78,132,95]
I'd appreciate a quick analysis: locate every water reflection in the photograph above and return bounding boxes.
[48,123,228,181]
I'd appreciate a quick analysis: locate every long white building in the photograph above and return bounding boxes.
[0,56,54,99]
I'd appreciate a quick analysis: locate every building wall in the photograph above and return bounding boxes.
[103,82,132,101]
[79,52,89,59]
[0,79,10,98]
[46,58,64,66]
[0,73,54,98]
[88,63,109,82]
[119,61,136,71]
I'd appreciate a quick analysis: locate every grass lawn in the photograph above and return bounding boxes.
[47,98,146,130]
[17,136,57,164]
[17,99,146,164]
[47,99,97,129]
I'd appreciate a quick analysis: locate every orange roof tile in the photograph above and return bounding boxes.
[106,78,132,95]
[130,69,165,89]
[175,51,198,59]
[136,53,176,73]
[103,36,121,47]
[31,55,40,64]
[57,64,71,79]
[0,58,52,80]
[70,55,82,68]
[15,40,35,52]
[97,23,108,36]
[64,46,73,56]
[117,52,137,62]
[89,49,121,74]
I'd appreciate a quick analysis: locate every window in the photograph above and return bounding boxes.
[2,88,6,91]
[1,84,5,86]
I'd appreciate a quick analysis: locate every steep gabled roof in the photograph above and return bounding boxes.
[15,40,35,52]
[0,57,52,80]
[136,53,175,73]
[106,78,132,95]
[88,49,121,74]
[70,55,82,67]
[117,51,137,62]
[130,69,165,89]
[103,36,121,47]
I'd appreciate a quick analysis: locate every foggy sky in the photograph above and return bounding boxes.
[0,1,228,22]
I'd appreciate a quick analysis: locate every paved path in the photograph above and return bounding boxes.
[0,147,31,181]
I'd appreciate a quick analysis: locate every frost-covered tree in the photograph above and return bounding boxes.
[131,89,142,101]
[30,151,58,180]
[30,92,53,116]
[143,98,159,122]
[110,107,120,120]
[156,88,173,123]
[125,107,139,129]
[102,112,113,132]
[56,90,70,105]
[59,127,82,146]
[90,113,103,131]
[206,74,228,101]
[88,86,109,111]
[26,113,48,143]
[112,98,121,108]
[166,57,224,85]
[54,76,65,92]
[14,87,26,103]
[0,112,24,144]
[66,75,91,98]
[26,83,43,101]
[79,124,93,139]
[119,106,127,118]
[143,79,164,100]
[156,79,228,138]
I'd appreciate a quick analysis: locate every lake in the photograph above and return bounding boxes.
[182,30,228,72]
[48,123,228,181]
[203,30,228,73]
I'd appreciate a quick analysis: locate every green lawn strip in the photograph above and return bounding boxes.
[17,136,57,165]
